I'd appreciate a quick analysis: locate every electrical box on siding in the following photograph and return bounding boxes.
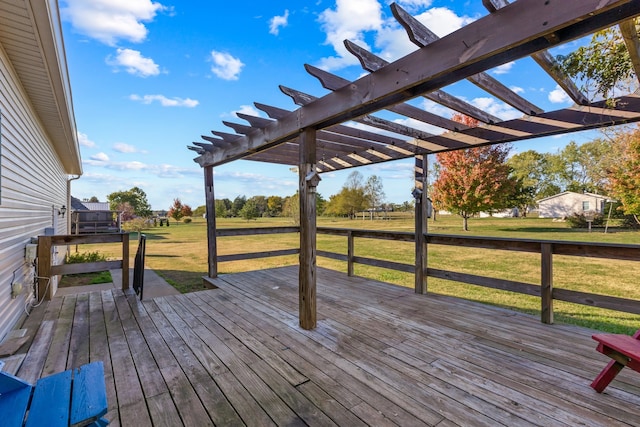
[25,244,37,263]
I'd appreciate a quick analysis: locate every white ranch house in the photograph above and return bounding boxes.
[0,0,81,340]
[537,191,610,219]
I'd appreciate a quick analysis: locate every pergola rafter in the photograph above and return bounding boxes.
[189,0,640,329]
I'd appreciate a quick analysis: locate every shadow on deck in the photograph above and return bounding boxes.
[13,266,640,426]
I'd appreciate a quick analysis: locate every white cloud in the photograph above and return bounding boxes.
[107,48,160,77]
[209,51,244,80]
[269,10,289,35]
[113,142,143,153]
[129,94,199,107]
[469,97,521,121]
[492,61,515,75]
[548,85,571,104]
[317,0,383,70]
[61,0,166,46]
[510,86,525,94]
[91,152,110,162]
[232,105,263,118]
[78,132,96,148]
[318,4,476,70]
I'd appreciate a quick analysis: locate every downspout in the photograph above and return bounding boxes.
[66,175,81,234]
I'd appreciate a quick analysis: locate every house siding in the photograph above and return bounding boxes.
[0,43,68,341]
[538,192,608,219]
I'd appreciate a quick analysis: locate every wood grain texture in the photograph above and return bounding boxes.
[17,266,640,426]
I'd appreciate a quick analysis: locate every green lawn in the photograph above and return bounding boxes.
[84,214,640,334]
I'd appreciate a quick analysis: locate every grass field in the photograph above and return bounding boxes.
[80,214,640,334]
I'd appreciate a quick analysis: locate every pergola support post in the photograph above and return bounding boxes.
[204,165,218,278]
[414,155,428,294]
[299,128,319,330]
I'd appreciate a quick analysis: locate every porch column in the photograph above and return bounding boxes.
[299,127,319,330]
[413,155,428,294]
[204,165,218,278]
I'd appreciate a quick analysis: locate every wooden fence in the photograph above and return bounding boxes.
[37,233,129,300]
[216,226,640,323]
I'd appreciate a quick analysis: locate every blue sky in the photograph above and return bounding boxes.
[62,0,596,210]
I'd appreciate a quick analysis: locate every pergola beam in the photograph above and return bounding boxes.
[194,0,638,168]
[391,2,544,115]
[344,39,501,124]
[482,0,590,105]
[619,19,640,87]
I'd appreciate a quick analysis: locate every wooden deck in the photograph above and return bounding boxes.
[14,266,640,426]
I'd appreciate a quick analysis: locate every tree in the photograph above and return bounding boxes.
[122,217,149,240]
[168,198,185,223]
[556,24,637,101]
[282,193,299,225]
[107,187,152,217]
[267,196,284,217]
[248,195,268,217]
[432,115,515,231]
[215,199,231,217]
[193,205,206,217]
[181,204,193,218]
[364,175,385,218]
[115,202,135,222]
[324,171,367,219]
[607,126,640,222]
[88,196,99,203]
[232,195,246,217]
[239,198,259,221]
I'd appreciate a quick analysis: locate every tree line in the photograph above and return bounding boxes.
[431,118,640,230]
[201,171,411,221]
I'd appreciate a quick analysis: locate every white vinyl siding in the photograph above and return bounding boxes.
[0,43,68,341]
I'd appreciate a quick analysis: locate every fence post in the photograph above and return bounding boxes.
[347,230,354,276]
[37,236,52,300]
[122,233,130,290]
[541,243,553,324]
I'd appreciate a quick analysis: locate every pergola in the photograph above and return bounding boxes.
[189,0,640,330]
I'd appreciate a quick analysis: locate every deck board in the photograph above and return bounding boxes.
[16,266,640,426]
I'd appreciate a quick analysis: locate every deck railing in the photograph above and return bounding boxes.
[215,226,640,323]
[37,233,129,300]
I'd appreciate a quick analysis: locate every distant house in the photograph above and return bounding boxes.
[0,1,81,340]
[537,192,610,219]
[71,197,121,234]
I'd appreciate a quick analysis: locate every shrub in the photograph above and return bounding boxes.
[65,251,107,264]
[620,215,640,229]
[566,212,604,228]
[183,217,192,224]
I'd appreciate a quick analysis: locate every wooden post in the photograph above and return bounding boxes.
[299,128,318,330]
[204,165,218,278]
[37,236,52,300]
[414,155,428,294]
[347,230,354,277]
[541,243,553,324]
[121,232,129,290]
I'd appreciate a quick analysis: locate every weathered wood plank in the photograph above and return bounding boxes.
[66,292,89,369]
[41,295,76,376]
[22,266,640,427]
[101,291,152,427]
[218,248,299,262]
[299,128,317,330]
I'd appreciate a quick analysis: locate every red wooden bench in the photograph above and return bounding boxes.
[591,330,640,393]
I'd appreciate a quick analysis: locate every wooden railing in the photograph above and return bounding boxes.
[215,226,640,323]
[37,233,129,300]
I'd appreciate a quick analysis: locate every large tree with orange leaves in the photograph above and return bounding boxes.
[607,126,640,223]
[432,114,516,231]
